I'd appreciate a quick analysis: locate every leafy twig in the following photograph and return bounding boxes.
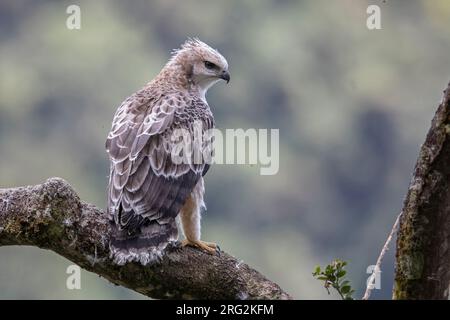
[313,259,355,300]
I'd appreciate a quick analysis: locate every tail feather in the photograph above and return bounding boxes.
[109,220,178,265]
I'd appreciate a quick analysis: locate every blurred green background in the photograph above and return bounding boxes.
[1,0,450,299]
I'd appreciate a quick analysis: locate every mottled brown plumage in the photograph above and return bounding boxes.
[106,38,229,265]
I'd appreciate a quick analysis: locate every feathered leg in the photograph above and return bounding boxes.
[179,178,219,254]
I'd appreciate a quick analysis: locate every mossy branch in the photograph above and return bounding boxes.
[0,178,291,300]
[394,82,450,300]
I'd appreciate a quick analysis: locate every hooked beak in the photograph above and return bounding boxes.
[220,70,230,83]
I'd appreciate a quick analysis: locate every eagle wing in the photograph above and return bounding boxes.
[106,91,213,232]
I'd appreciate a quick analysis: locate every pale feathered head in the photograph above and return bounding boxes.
[170,38,230,90]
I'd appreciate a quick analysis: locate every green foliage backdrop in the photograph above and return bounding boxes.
[1,0,450,299]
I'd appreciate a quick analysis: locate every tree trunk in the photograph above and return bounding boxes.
[394,82,450,299]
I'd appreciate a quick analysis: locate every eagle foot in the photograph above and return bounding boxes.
[181,239,221,256]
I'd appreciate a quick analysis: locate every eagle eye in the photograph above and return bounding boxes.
[204,61,217,70]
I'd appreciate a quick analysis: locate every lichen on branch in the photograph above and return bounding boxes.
[0,178,291,300]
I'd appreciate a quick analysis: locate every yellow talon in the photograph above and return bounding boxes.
[182,239,219,255]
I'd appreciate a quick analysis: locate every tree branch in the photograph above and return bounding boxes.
[394,82,450,299]
[0,178,291,300]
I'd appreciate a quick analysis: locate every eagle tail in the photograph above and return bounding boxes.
[109,220,178,265]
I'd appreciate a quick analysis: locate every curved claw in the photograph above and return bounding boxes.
[182,239,220,256]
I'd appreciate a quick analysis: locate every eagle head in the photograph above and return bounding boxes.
[170,38,230,96]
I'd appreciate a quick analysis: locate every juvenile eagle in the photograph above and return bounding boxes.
[106,39,230,265]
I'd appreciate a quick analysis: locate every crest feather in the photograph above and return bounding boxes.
[170,37,218,58]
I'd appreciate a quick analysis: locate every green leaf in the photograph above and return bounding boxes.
[337,270,346,278]
[341,285,351,294]
[340,280,350,287]
[312,259,353,300]
[313,265,321,275]
[325,265,333,274]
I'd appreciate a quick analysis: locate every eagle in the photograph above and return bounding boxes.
[105,38,230,265]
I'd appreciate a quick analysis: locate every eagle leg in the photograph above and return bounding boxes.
[179,178,220,255]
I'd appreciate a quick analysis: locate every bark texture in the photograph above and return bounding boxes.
[394,83,450,299]
[0,178,291,300]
